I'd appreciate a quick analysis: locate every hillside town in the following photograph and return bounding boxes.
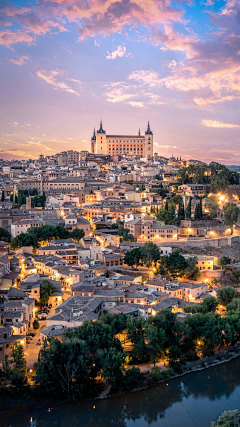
[0,139,240,374]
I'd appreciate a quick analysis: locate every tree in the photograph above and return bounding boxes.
[205,195,218,219]
[127,316,148,363]
[218,256,231,268]
[40,280,56,306]
[223,203,239,233]
[28,225,71,243]
[124,248,141,269]
[35,338,95,399]
[99,312,127,336]
[156,209,172,224]
[178,199,185,220]
[118,226,136,242]
[184,257,200,281]
[194,199,203,220]
[0,227,11,243]
[211,410,240,427]
[201,296,218,314]
[185,197,192,218]
[9,344,28,390]
[145,324,165,366]
[98,348,125,391]
[71,228,85,243]
[11,233,38,250]
[161,251,187,279]
[217,287,237,306]
[1,191,4,202]
[33,319,39,330]
[141,242,160,268]
[227,298,240,312]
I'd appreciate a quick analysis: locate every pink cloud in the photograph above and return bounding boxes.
[0,0,185,47]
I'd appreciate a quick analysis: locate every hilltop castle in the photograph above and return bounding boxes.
[91,121,153,157]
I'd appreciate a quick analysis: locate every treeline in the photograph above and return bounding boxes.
[11,225,85,249]
[10,189,46,209]
[124,244,200,280]
[2,288,240,399]
[178,162,239,191]
[33,292,240,399]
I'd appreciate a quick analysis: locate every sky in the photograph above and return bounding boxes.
[0,0,240,164]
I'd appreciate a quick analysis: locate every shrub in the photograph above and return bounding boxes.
[150,366,162,385]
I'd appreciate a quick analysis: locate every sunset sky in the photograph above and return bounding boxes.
[0,0,240,163]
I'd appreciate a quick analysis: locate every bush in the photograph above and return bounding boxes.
[150,366,162,385]
[33,319,39,330]
[163,370,171,379]
[123,367,143,391]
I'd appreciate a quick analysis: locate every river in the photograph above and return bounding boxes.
[1,358,240,427]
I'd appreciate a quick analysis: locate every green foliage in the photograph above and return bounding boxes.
[1,191,5,202]
[40,280,56,306]
[217,287,238,306]
[223,203,239,230]
[205,195,218,219]
[33,319,39,330]
[118,226,136,242]
[211,409,240,427]
[178,162,239,193]
[184,257,200,281]
[150,366,162,384]
[185,197,192,218]
[127,316,148,363]
[11,233,39,250]
[0,344,28,392]
[141,242,160,268]
[161,250,187,278]
[98,348,125,391]
[0,227,11,243]
[35,338,96,399]
[227,298,240,312]
[178,198,185,220]
[28,224,71,243]
[218,257,231,268]
[123,367,143,391]
[194,199,203,220]
[124,248,142,268]
[145,324,165,366]
[201,296,218,314]
[71,228,85,243]
[99,312,127,336]
[156,209,172,224]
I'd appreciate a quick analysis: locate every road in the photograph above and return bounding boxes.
[25,320,46,368]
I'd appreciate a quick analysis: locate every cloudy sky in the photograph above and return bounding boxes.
[0,0,240,163]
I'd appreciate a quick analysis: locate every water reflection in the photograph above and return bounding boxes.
[1,358,240,427]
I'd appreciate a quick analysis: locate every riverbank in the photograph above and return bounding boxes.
[2,356,240,427]
[97,344,240,399]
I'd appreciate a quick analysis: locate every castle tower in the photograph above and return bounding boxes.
[95,120,107,155]
[144,121,153,157]
[91,127,96,154]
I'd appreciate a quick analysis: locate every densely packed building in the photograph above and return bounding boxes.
[0,145,239,363]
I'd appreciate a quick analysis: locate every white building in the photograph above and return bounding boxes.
[91,121,153,157]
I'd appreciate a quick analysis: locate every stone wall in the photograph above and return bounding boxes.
[158,235,240,249]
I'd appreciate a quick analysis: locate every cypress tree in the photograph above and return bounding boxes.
[186,197,192,218]
[1,191,4,202]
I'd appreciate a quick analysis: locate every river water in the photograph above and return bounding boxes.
[1,358,240,427]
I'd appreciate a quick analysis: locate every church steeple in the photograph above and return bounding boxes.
[138,128,141,136]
